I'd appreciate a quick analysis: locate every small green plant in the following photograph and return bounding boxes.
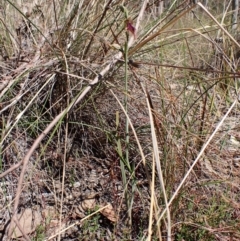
[80,211,102,240]
[32,224,45,241]
[176,223,215,241]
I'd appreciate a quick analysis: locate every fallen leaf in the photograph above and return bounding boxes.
[12,208,42,238]
[99,203,117,223]
[81,198,96,211]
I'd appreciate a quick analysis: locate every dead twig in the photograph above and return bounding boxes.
[0,161,23,179]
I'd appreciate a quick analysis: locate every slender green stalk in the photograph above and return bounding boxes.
[123,21,132,226]
[124,35,129,171]
[116,111,127,189]
[119,5,135,226]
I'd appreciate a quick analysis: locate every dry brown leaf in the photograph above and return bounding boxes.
[12,208,42,238]
[99,203,117,223]
[81,198,96,211]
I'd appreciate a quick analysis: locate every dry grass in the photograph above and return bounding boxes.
[0,0,240,240]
